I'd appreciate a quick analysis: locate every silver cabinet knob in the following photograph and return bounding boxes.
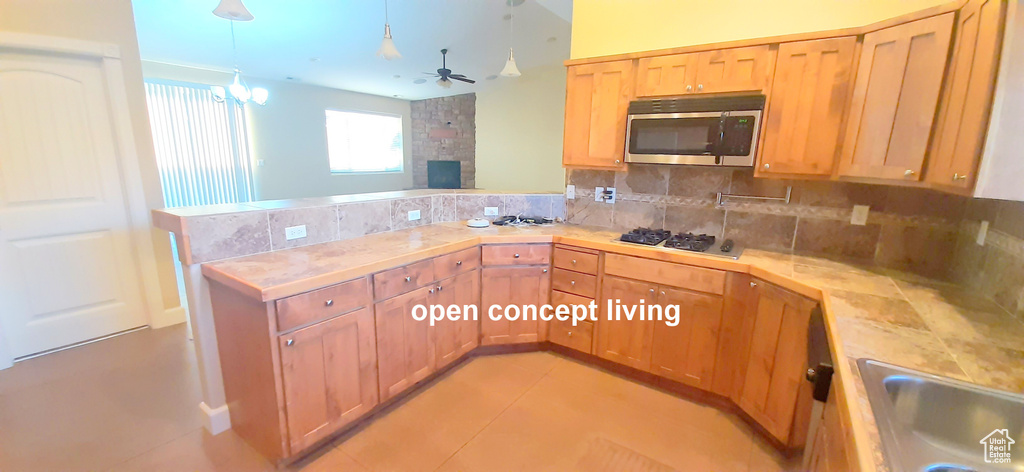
[904,169,915,176]
[405,276,412,282]
[437,285,443,291]
[325,299,333,307]
[686,84,693,92]
[953,173,968,181]
[763,163,770,170]
[456,260,462,266]
[542,269,548,273]
[514,253,520,258]
[750,281,758,288]
[567,331,573,337]
[661,291,666,295]
[570,281,576,286]
[286,339,295,346]
[571,259,577,265]
[614,159,621,164]
[649,288,655,294]
[697,84,703,91]
[429,288,435,294]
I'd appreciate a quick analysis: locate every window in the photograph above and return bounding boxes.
[325,109,404,173]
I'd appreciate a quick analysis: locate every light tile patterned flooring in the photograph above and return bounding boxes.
[0,325,800,471]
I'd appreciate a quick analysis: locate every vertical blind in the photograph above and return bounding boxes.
[144,80,255,207]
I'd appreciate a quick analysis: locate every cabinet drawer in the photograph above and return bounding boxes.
[548,318,594,354]
[275,277,369,332]
[481,244,551,266]
[604,253,726,295]
[553,247,599,274]
[433,246,480,281]
[551,268,598,299]
[373,259,435,300]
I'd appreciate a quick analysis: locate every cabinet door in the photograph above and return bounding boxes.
[636,53,700,97]
[375,286,435,401]
[807,388,854,472]
[433,277,460,369]
[563,60,633,169]
[759,37,857,176]
[480,266,550,345]
[838,13,954,181]
[595,276,656,370]
[926,0,1006,191]
[649,287,724,390]
[695,45,773,94]
[737,280,818,444]
[434,269,480,365]
[278,307,378,453]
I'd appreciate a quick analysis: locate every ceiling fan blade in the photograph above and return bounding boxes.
[449,74,467,78]
[450,76,475,84]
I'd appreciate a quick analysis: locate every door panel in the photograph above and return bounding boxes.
[838,14,954,180]
[649,287,724,390]
[434,269,480,367]
[596,276,656,370]
[759,37,857,176]
[695,45,773,94]
[480,266,550,345]
[374,286,434,400]
[563,61,633,169]
[0,49,147,357]
[636,53,699,97]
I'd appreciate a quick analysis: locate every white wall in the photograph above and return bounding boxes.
[475,64,566,192]
[142,62,414,200]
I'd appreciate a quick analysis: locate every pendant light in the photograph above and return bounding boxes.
[211,19,268,105]
[377,0,402,60]
[212,0,254,21]
[500,0,521,77]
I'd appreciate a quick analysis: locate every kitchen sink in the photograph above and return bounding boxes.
[858,359,1024,472]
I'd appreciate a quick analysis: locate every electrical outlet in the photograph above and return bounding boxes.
[566,185,575,200]
[408,210,421,221]
[604,187,616,204]
[595,187,604,202]
[977,220,989,246]
[484,206,499,216]
[850,205,870,226]
[256,159,265,167]
[284,225,307,241]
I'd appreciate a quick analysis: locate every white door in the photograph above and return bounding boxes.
[0,45,148,357]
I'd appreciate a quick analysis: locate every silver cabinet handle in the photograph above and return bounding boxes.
[456,260,462,266]
[405,276,412,282]
[325,299,333,307]
[750,281,758,288]
[686,84,693,92]
[904,169,915,176]
[697,84,703,91]
[514,253,520,258]
[286,339,295,347]
[953,173,968,181]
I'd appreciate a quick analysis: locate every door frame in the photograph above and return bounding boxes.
[0,32,165,367]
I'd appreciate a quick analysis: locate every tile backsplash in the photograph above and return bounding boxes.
[952,199,1024,318]
[566,166,967,278]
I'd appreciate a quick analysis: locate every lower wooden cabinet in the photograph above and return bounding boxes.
[480,266,551,344]
[434,270,480,368]
[737,279,818,444]
[649,287,724,390]
[375,285,435,401]
[278,307,378,453]
[807,388,854,472]
[596,276,657,370]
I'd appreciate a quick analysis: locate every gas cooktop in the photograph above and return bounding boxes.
[616,228,743,259]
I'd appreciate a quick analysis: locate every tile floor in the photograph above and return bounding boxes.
[0,325,800,472]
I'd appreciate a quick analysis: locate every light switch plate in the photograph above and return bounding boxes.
[255,159,266,167]
[408,210,421,221]
[566,185,575,200]
[284,225,307,240]
[851,205,870,226]
[977,220,989,246]
[595,187,604,202]
[484,206,499,216]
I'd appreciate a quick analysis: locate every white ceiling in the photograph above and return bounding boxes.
[131,0,572,100]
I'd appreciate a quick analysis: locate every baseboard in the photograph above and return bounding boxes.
[151,305,187,329]
[200,401,231,435]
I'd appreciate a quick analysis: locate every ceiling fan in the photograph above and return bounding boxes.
[425,49,475,89]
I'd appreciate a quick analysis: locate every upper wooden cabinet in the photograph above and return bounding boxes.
[926,0,1007,191]
[837,13,955,181]
[636,45,772,97]
[758,37,857,177]
[562,60,633,169]
[278,307,378,453]
[736,279,818,445]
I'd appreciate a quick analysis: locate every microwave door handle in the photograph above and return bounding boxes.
[712,116,726,157]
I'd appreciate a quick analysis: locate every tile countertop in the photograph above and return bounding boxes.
[201,222,1024,472]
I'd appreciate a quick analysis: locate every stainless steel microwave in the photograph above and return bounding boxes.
[624,95,765,166]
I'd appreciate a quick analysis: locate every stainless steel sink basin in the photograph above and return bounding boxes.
[858,359,1024,472]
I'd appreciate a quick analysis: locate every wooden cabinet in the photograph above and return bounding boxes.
[480,266,551,344]
[278,307,378,452]
[737,279,818,444]
[375,285,435,401]
[926,0,1007,191]
[759,37,857,176]
[838,13,954,181]
[563,60,634,169]
[636,46,772,97]
[434,270,480,368]
[595,276,657,370]
[806,388,854,472]
[648,287,724,390]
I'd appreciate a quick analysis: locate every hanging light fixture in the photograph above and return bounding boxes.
[500,0,522,77]
[377,0,402,60]
[212,0,254,21]
[436,77,453,89]
[211,18,268,106]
